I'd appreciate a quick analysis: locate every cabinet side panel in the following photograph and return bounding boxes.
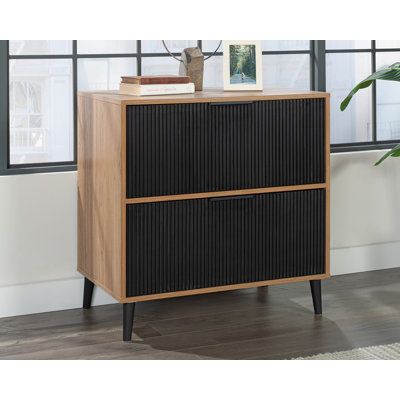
[77,95,122,300]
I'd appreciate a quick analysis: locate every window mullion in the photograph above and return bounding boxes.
[72,40,77,163]
[371,40,377,143]
[0,41,8,174]
[312,40,326,92]
[137,40,142,75]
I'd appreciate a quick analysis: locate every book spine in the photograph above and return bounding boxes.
[119,84,138,96]
[123,78,190,85]
[139,83,195,96]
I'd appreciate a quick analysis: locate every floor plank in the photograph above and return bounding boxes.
[1,268,400,359]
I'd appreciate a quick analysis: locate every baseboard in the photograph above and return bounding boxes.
[1,241,400,318]
[331,241,400,275]
[0,277,117,318]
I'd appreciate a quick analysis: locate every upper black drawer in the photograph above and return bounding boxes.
[126,99,326,198]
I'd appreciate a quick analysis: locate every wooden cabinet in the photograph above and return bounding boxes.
[78,89,330,342]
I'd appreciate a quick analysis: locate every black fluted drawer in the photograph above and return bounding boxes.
[126,99,326,198]
[126,189,325,297]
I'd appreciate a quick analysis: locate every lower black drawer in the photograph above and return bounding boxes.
[126,190,326,297]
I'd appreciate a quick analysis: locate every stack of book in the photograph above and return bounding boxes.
[119,75,195,96]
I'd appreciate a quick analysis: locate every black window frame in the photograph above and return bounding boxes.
[325,40,400,153]
[1,40,398,175]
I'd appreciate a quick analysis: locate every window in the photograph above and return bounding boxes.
[326,51,372,144]
[0,40,314,174]
[326,40,400,151]
[1,40,398,175]
[376,51,400,141]
[1,40,141,174]
[9,58,74,165]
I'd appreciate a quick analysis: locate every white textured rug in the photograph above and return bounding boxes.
[296,343,400,360]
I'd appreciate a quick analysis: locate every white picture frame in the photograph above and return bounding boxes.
[223,40,263,91]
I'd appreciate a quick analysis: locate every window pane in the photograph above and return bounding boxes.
[326,40,371,50]
[77,40,136,54]
[376,40,400,49]
[78,58,137,91]
[204,40,309,53]
[262,40,309,51]
[141,40,197,53]
[9,59,73,164]
[262,54,310,90]
[202,40,223,53]
[141,56,180,75]
[204,55,223,88]
[9,40,72,55]
[326,53,372,144]
[376,52,400,140]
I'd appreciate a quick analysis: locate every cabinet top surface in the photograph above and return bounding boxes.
[78,89,330,106]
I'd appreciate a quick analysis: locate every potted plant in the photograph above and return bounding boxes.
[340,62,400,165]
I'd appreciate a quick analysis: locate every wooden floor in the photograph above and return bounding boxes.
[1,268,400,359]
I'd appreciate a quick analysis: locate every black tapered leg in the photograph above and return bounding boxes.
[310,280,322,315]
[123,303,136,342]
[83,278,94,309]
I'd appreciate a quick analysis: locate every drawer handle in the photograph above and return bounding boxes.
[209,195,255,202]
[209,101,254,106]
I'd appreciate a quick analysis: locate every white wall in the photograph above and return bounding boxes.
[331,150,400,274]
[0,172,116,318]
[1,150,400,317]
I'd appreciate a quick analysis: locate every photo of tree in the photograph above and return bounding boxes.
[229,44,257,84]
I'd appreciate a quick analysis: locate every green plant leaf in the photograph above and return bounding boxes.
[374,144,400,166]
[340,62,400,111]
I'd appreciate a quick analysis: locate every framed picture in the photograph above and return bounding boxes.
[223,40,263,91]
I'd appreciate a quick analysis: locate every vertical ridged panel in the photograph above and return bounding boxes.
[127,102,209,198]
[126,99,325,198]
[126,189,326,297]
